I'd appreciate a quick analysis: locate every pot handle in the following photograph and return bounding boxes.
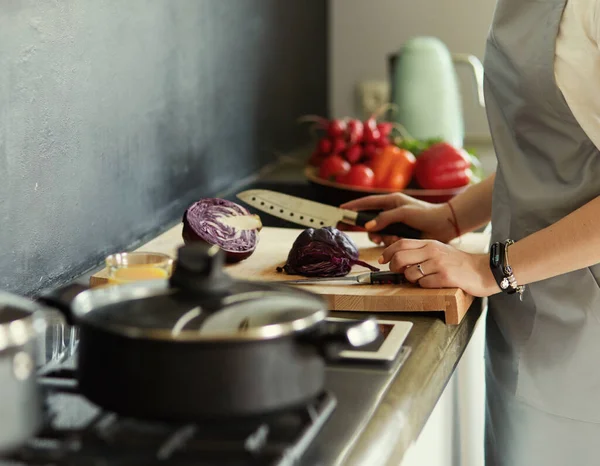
[36,283,88,326]
[301,317,380,358]
[452,53,485,108]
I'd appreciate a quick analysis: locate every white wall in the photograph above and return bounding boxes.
[329,0,496,138]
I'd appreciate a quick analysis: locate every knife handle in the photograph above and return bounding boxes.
[356,211,422,239]
[370,272,407,284]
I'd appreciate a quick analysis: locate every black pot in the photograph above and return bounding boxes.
[38,242,379,421]
[0,293,44,454]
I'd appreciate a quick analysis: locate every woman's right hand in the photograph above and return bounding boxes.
[341,193,457,246]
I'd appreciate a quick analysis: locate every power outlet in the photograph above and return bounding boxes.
[357,80,390,118]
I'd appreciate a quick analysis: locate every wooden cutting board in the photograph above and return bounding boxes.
[90,225,490,325]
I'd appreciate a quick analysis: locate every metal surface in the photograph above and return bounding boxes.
[282,272,407,286]
[237,189,359,229]
[4,368,337,466]
[0,294,484,466]
[0,292,47,352]
[0,342,42,455]
[66,280,330,341]
[281,273,375,285]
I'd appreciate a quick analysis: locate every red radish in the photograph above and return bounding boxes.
[377,122,393,138]
[362,144,379,160]
[347,119,364,144]
[327,119,347,139]
[375,136,390,148]
[331,137,346,154]
[362,118,381,144]
[317,138,333,155]
[344,144,363,164]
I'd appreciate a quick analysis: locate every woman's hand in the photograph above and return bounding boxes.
[379,238,499,297]
[341,193,458,247]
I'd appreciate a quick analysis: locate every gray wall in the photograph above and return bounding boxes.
[0,0,328,296]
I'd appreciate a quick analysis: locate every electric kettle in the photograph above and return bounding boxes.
[388,36,485,148]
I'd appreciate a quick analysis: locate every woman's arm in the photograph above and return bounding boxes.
[448,172,496,235]
[341,172,497,245]
[505,195,600,288]
[377,193,600,297]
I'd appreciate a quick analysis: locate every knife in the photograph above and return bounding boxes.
[236,189,422,239]
[280,271,407,285]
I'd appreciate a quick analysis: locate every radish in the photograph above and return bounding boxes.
[363,144,379,160]
[331,137,346,154]
[376,136,391,148]
[347,119,364,144]
[317,138,333,155]
[327,119,347,139]
[344,144,363,164]
[377,122,393,138]
[363,118,381,144]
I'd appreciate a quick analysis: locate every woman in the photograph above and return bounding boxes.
[342,0,600,464]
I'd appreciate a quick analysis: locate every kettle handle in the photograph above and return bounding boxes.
[452,54,485,108]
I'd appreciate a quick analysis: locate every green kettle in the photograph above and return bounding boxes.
[389,36,485,148]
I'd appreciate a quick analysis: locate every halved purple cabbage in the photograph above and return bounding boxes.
[182,198,262,263]
[277,226,379,277]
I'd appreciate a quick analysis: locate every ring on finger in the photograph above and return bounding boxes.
[416,263,425,277]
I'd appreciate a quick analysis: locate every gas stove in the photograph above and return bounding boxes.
[0,322,337,466]
[2,367,335,466]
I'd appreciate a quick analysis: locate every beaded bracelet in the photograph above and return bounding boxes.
[489,239,525,300]
[502,239,525,300]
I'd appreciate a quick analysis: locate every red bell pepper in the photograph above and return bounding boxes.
[414,142,473,190]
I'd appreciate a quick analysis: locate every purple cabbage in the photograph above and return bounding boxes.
[277,226,379,277]
[182,198,262,263]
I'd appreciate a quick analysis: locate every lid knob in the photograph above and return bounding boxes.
[170,242,233,294]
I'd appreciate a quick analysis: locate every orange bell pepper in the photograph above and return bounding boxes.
[369,145,416,190]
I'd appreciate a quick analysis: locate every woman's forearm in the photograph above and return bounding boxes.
[504,195,600,288]
[449,172,496,235]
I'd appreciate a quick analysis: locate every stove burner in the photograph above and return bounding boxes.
[3,368,336,466]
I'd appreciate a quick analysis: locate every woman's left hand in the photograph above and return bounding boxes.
[378,239,499,298]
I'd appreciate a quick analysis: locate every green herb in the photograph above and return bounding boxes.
[394,137,444,156]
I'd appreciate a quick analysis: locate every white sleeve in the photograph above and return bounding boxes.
[555,0,600,152]
[595,0,600,46]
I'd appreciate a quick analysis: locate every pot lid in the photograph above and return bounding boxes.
[70,243,329,341]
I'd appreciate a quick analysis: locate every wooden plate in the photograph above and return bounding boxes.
[304,165,468,204]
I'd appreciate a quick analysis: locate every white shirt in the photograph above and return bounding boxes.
[555,0,600,150]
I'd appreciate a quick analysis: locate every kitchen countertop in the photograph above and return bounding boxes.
[228,149,489,465]
[71,146,490,466]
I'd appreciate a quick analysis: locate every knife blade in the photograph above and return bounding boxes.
[236,189,421,239]
[280,271,407,285]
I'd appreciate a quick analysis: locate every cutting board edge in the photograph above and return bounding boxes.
[320,289,473,325]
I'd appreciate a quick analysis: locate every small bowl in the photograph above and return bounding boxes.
[304,165,468,205]
[105,252,174,285]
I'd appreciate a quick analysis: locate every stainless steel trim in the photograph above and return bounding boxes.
[341,210,359,226]
[452,53,485,108]
[70,280,329,342]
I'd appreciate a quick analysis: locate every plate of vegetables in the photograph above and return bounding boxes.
[301,111,482,205]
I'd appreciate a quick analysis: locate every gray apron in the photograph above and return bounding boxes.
[483,0,600,464]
